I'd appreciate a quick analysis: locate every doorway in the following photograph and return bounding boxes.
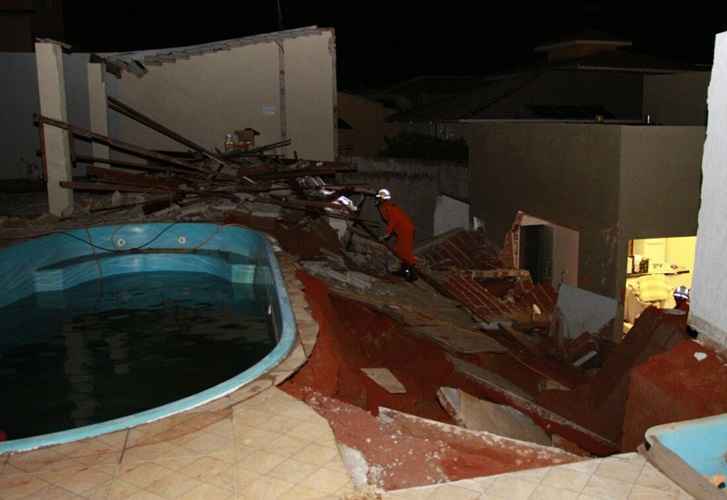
[520,225,554,284]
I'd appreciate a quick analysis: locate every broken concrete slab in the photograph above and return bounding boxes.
[301,260,376,291]
[361,368,406,394]
[247,201,282,218]
[404,325,507,354]
[447,354,618,454]
[557,284,617,339]
[447,354,534,401]
[378,407,581,465]
[437,387,551,446]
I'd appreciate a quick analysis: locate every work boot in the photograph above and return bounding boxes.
[391,264,406,277]
[403,265,418,282]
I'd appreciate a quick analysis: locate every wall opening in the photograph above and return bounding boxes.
[623,236,696,330]
[518,214,580,288]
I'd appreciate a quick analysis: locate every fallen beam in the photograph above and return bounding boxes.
[87,166,184,189]
[108,96,230,170]
[36,114,207,174]
[455,269,532,280]
[60,181,237,200]
[221,138,292,157]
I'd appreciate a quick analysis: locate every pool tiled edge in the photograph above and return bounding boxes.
[0,224,301,455]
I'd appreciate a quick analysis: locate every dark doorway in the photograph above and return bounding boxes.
[520,225,554,284]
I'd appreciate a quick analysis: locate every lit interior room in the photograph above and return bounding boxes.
[624,236,696,330]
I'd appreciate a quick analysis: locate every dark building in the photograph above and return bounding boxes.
[0,0,65,52]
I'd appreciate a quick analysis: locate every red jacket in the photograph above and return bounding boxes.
[379,201,414,237]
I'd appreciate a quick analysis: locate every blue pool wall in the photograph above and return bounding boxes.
[0,223,297,454]
[646,414,727,478]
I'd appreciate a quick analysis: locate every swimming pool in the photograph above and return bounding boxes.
[0,223,296,454]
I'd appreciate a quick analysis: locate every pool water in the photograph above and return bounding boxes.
[0,271,275,440]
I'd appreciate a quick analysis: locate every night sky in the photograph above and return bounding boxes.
[63,2,724,91]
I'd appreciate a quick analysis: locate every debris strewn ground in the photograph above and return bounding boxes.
[5,102,724,493]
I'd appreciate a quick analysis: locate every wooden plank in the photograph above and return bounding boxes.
[36,114,206,174]
[60,181,173,194]
[107,96,236,180]
[456,269,531,280]
[87,166,183,189]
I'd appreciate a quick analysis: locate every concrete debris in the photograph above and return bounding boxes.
[378,407,580,462]
[573,350,598,367]
[111,190,123,207]
[247,201,282,219]
[556,284,617,340]
[539,379,571,392]
[361,368,407,394]
[338,443,371,489]
[301,260,376,291]
[437,387,552,446]
[446,354,534,401]
[405,325,507,354]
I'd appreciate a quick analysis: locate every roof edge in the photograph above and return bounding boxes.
[535,39,632,53]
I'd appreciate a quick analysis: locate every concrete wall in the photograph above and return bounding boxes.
[340,157,468,242]
[618,126,704,240]
[468,122,705,300]
[338,92,398,157]
[0,52,90,180]
[433,195,470,236]
[467,123,622,297]
[0,53,40,179]
[110,31,335,161]
[690,32,727,348]
[643,72,710,125]
[284,33,337,161]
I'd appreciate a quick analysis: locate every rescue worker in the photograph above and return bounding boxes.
[673,285,690,312]
[375,188,417,282]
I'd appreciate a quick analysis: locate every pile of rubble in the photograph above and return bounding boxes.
[29,95,370,228]
[4,101,705,491]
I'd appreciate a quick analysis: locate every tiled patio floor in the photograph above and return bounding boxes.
[0,388,354,500]
[383,452,695,500]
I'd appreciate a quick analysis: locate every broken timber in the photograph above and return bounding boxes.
[36,114,206,174]
[108,96,230,170]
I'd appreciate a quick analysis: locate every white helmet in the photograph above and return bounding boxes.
[674,285,690,300]
[376,188,391,200]
[334,195,357,211]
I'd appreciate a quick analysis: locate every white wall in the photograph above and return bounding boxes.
[109,32,336,161]
[285,33,336,161]
[433,194,470,236]
[690,32,727,348]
